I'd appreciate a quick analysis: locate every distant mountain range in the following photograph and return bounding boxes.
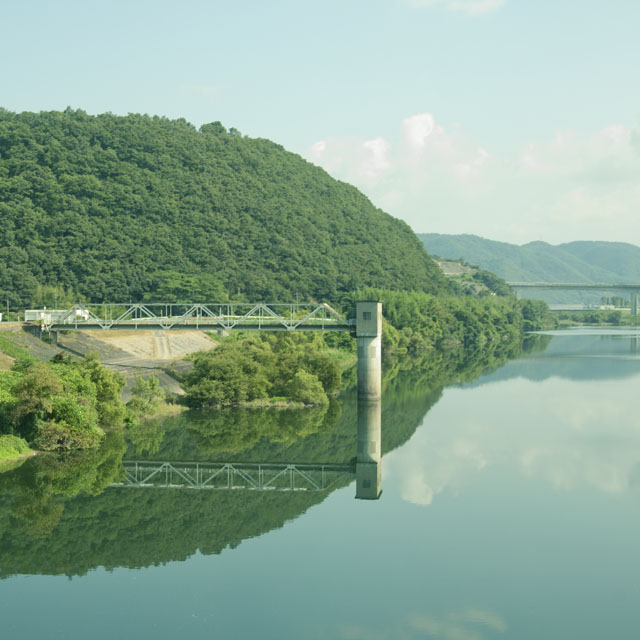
[418,234,640,304]
[418,234,640,283]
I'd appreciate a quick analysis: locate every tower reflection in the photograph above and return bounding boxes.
[356,398,382,500]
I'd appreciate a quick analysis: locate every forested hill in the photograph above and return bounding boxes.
[419,233,640,283]
[0,109,447,307]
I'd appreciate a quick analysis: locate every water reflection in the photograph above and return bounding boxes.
[0,337,522,578]
[387,330,640,508]
[356,399,382,499]
[3,330,640,639]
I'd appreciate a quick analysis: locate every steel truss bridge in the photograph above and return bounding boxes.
[112,460,355,492]
[42,302,353,332]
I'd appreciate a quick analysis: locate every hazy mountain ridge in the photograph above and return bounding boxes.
[419,234,640,283]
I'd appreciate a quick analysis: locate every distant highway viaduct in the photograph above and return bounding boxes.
[507,282,640,315]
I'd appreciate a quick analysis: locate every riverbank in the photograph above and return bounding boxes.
[0,435,34,466]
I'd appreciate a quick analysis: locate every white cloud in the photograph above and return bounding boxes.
[403,113,435,150]
[361,137,392,178]
[309,140,326,157]
[305,112,640,245]
[410,0,506,16]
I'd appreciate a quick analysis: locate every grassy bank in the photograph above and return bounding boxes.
[0,435,33,465]
[556,309,640,327]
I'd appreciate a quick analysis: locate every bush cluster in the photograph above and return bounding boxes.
[0,354,126,451]
[183,333,342,408]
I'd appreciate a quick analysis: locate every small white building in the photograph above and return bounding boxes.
[24,308,89,324]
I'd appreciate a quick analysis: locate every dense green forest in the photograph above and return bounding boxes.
[0,108,448,307]
[180,287,553,408]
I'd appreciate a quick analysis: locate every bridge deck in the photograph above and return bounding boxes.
[508,282,640,290]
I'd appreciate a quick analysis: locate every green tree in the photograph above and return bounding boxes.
[284,370,328,406]
[11,363,63,440]
[127,376,165,416]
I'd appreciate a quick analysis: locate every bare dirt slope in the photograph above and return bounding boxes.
[0,353,13,371]
[435,259,475,276]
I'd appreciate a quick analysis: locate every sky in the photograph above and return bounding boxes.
[2,0,639,245]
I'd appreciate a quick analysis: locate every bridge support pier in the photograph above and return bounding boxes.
[356,301,382,403]
[631,292,639,317]
[355,301,382,500]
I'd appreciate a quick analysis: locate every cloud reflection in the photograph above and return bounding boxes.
[337,607,507,640]
[386,376,640,505]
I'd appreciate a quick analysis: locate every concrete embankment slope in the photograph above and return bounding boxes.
[56,330,216,399]
[0,325,216,400]
[0,324,62,362]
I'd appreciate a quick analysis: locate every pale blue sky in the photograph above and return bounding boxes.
[2,0,639,243]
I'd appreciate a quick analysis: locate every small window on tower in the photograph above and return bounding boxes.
[363,311,371,321]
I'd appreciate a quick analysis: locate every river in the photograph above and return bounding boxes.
[1,328,639,639]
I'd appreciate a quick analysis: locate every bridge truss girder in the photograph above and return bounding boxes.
[113,461,355,492]
[45,302,353,332]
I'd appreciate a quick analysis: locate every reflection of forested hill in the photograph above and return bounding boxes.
[0,487,331,578]
[464,334,640,385]
[0,342,518,579]
[126,382,444,465]
[0,383,445,579]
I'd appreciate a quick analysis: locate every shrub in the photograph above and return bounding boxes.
[0,434,31,462]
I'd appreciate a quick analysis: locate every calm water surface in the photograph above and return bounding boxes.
[2,328,640,639]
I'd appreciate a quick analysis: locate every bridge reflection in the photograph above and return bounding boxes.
[114,396,383,499]
[115,461,355,492]
[111,301,384,500]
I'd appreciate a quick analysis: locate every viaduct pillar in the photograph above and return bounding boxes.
[355,301,382,500]
[631,291,639,317]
